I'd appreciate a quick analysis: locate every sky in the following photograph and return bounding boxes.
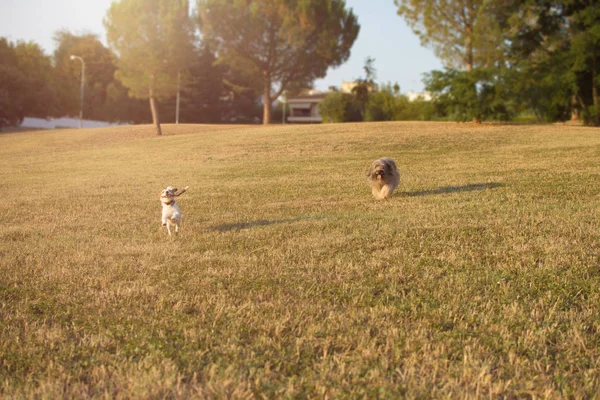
[0,0,443,94]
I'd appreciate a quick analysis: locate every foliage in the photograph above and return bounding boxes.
[395,0,509,71]
[53,31,123,122]
[0,38,57,130]
[104,0,195,133]
[364,85,399,121]
[567,0,600,125]
[320,81,436,123]
[0,39,24,129]
[424,68,515,122]
[160,44,226,124]
[318,91,361,123]
[352,57,377,119]
[195,0,360,124]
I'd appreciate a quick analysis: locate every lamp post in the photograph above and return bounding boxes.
[282,92,287,124]
[175,70,181,124]
[70,55,85,129]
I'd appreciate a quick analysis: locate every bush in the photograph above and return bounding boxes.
[424,68,515,122]
[365,87,398,121]
[319,92,361,123]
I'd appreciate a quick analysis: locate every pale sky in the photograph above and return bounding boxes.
[0,0,443,94]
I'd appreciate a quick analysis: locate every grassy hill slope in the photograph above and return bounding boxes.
[1,122,599,397]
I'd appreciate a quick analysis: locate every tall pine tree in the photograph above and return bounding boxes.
[195,0,360,124]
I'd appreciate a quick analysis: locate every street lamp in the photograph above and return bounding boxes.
[70,55,85,129]
[175,70,181,124]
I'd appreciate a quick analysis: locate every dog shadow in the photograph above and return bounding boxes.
[404,182,504,197]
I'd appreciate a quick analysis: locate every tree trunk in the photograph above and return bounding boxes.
[149,87,162,135]
[577,94,592,124]
[465,27,473,72]
[263,74,271,125]
[592,53,599,126]
[571,95,580,122]
[465,5,474,72]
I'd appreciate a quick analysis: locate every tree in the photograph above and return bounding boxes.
[0,38,58,130]
[0,38,24,129]
[568,0,600,126]
[195,0,360,124]
[160,43,226,123]
[53,31,120,121]
[395,0,509,71]
[352,57,377,119]
[318,91,361,123]
[424,68,515,122]
[503,0,600,125]
[104,0,195,135]
[365,84,400,121]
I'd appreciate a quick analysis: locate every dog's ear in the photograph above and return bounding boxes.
[172,188,178,193]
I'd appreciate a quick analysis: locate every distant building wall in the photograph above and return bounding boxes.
[287,92,327,123]
[20,117,130,130]
[406,91,432,102]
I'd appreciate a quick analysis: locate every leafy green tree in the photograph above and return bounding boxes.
[0,38,24,129]
[0,38,57,129]
[160,44,226,123]
[13,41,59,119]
[396,0,515,123]
[352,57,377,119]
[105,80,152,124]
[196,0,360,124]
[568,1,600,125]
[318,91,361,123]
[395,0,509,71]
[503,0,599,125]
[105,0,195,134]
[219,65,263,123]
[424,68,515,122]
[365,84,399,121]
[53,31,119,121]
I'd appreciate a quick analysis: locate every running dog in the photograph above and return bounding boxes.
[366,158,400,200]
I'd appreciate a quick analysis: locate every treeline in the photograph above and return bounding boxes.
[2,0,598,129]
[321,0,599,125]
[1,0,360,132]
[318,57,436,123]
[0,31,264,130]
[396,0,600,125]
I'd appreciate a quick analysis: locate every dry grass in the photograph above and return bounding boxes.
[1,121,599,398]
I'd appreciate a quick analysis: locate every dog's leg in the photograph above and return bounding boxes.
[372,186,384,199]
[378,184,391,199]
[166,221,172,236]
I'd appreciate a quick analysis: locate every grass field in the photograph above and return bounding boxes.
[1,122,599,398]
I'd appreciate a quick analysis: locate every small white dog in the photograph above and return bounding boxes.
[160,186,188,236]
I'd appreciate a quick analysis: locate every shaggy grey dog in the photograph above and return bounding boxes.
[366,158,400,200]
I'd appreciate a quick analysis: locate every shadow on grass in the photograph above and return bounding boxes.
[214,216,321,232]
[404,182,504,197]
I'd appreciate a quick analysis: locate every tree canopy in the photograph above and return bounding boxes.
[0,38,57,129]
[196,0,360,124]
[104,0,195,134]
[395,0,509,71]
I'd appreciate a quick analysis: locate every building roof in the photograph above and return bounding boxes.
[287,92,328,102]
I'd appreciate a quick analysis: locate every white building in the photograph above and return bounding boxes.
[286,90,327,123]
[20,117,129,130]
